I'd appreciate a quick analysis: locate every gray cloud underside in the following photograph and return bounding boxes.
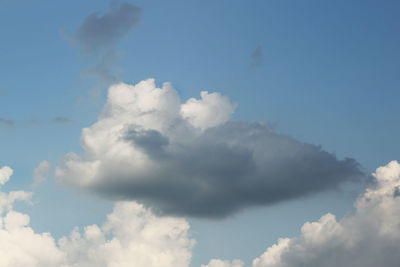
[92,121,362,218]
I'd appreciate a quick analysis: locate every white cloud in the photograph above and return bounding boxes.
[0,165,195,267]
[56,79,361,218]
[181,91,236,131]
[59,201,194,267]
[32,160,50,187]
[202,259,244,267]
[250,160,400,267]
[0,166,13,185]
[0,166,65,267]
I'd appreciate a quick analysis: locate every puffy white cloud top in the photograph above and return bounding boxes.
[0,166,13,185]
[56,79,362,218]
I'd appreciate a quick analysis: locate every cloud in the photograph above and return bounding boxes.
[56,79,362,218]
[59,201,194,267]
[249,160,400,267]
[0,165,194,267]
[250,45,263,68]
[81,49,121,86]
[0,166,13,186]
[0,118,14,128]
[32,161,50,187]
[202,259,244,267]
[52,117,74,124]
[66,2,141,96]
[70,2,141,54]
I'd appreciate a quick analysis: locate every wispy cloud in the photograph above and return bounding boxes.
[52,117,74,124]
[70,2,141,55]
[31,160,50,188]
[0,117,14,128]
[250,45,263,68]
[65,2,141,88]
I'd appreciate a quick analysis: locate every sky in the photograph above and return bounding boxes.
[1,0,400,266]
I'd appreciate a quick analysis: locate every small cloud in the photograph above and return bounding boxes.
[0,166,13,186]
[250,45,263,68]
[64,2,141,100]
[32,160,50,188]
[0,118,14,128]
[52,117,74,124]
[69,2,141,55]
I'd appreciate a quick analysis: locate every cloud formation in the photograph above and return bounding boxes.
[67,2,141,91]
[32,160,50,187]
[0,166,13,185]
[250,160,400,267]
[0,166,194,267]
[71,2,141,54]
[2,161,400,266]
[56,79,362,218]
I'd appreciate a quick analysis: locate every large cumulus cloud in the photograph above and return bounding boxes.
[0,166,194,267]
[56,79,362,218]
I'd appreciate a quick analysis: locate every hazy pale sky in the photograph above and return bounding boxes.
[1,1,400,266]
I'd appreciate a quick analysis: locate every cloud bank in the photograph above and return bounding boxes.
[249,160,400,267]
[0,166,194,267]
[56,79,362,218]
[3,161,400,266]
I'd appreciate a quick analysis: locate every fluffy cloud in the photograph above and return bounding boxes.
[0,166,194,267]
[0,166,63,267]
[251,160,400,267]
[0,166,13,185]
[56,78,362,218]
[59,201,194,267]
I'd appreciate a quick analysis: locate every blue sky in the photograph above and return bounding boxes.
[1,1,400,266]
